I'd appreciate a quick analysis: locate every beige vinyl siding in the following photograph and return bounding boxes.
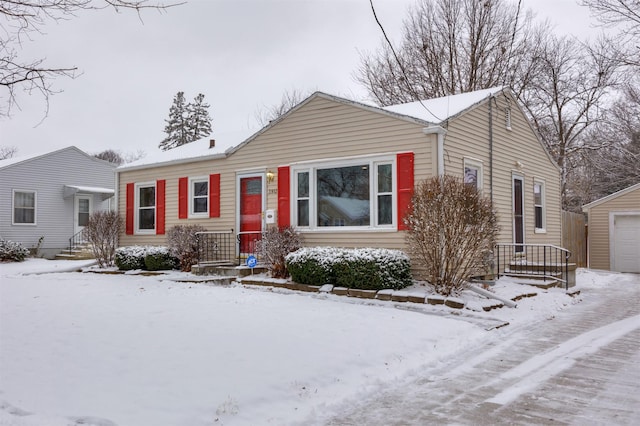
[586,186,640,270]
[119,96,435,249]
[443,93,562,247]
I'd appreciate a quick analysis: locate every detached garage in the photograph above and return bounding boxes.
[583,182,640,273]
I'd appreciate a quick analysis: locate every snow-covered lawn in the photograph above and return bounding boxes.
[0,259,605,426]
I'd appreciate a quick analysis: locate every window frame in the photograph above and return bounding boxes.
[189,176,209,218]
[135,181,156,234]
[291,155,397,231]
[12,189,37,226]
[533,179,546,233]
[463,157,484,192]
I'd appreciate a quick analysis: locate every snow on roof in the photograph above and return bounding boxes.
[119,137,228,170]
[381,86,506,123]
[582,181,640,211]
[0,146,75,170]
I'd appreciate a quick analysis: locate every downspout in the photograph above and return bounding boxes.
[423,126,447,176]
[489,97,494,203]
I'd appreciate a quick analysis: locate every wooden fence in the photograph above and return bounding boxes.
[562,210,587,267]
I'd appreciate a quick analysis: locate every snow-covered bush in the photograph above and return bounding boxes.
[85,211,122,267]
[115,246,175,271]
[285,247,412,290]
[404,175,499,296]
[167,225,206,272]
[255,226,303,278]
[0,238,30,262]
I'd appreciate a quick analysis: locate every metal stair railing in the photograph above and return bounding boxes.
[494,243,572,290]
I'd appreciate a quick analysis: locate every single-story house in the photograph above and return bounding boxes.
[582,182,640,272]
[0,146,116,258]
[117,87,563,270]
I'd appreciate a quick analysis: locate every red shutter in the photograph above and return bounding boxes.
[125,183,134,235]
[277,166,290,228]
[209,173,221,218]
[178,177,188,219]
[396,152,414,231]
[156,179,166,235]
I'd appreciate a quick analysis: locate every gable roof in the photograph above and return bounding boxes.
[118,87,510,172]
[0,146,115,171]
[582,182,640,212]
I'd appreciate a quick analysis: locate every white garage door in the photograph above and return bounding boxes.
[612,214,640,273]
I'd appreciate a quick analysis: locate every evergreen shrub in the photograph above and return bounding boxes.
[0,238,30,262]
[285,247,411,290]
[115,246,177,271]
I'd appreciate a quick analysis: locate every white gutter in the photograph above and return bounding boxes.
[468,284,517,308]
[423,126,447,176]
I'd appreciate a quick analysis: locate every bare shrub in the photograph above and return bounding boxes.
[255,226,304,278]
[85,211,122,268]
[404,175,499,296]
[167,224,207,272]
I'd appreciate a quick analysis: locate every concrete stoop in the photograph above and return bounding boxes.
[54,244,95,260]
[505,262,577,289]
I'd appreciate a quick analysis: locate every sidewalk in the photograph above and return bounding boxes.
[323,272,640,425]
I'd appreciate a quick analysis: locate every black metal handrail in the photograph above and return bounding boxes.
[196,230,236,266]
[494,243,571,290]
[68,229,87,253]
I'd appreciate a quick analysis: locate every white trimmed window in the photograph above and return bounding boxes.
[136,182,156,233]
[534,180,546,232]
[12,190,36,225]
[292,156,395,230]
[190,177,209,217]
[463,158,483,192]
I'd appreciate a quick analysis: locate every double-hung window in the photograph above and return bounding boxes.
[13,190,36,225]
[533,180,546,232]
[463,158,483,192]
[190,177,209,217]
[293,156,395,230]
[136,183,156,232]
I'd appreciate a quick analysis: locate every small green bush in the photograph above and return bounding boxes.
[115,246,177,271]
[144,251,178,271]
[286,247,412,290]
[0,238,30,262]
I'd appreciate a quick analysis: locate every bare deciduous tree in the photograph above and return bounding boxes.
[0,145,18,159]
[255,226,303,278]
[405,175,499,296]
[94,149,124,165]
[255,88,311,126]
[357,0,545,105]
[1,0,183,117]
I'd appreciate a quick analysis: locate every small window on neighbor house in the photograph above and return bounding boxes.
[137,183,156,231]
[463,158,483,192]
[190,178,209,216]
[534,181,545,231]
[13,190,36,225]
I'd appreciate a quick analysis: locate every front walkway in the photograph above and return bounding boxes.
[323,271,640,425]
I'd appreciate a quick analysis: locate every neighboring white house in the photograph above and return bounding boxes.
[0,146,116,258]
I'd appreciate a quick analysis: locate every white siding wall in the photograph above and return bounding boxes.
[0,147,116,253]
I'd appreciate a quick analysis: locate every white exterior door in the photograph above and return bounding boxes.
[74,195,92,236]
[612,214,640,273]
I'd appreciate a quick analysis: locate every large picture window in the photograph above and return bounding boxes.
[293,157,395,230]
[137,183,156,232]
[13,190,36,225]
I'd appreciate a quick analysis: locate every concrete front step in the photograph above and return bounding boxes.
[191,264,268,277]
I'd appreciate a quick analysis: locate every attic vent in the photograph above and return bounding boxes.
[505,107,512,131]
[209,139,216,148]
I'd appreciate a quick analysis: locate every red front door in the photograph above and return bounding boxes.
[240,176,263,254]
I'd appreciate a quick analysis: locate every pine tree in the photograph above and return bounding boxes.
[188,93,213,142]
[159,91,189,151]
[159,92,213,151]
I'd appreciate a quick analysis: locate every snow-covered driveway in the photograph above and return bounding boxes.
[321,270,640,425]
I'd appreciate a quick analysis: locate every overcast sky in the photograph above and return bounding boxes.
[1,0,596,159]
